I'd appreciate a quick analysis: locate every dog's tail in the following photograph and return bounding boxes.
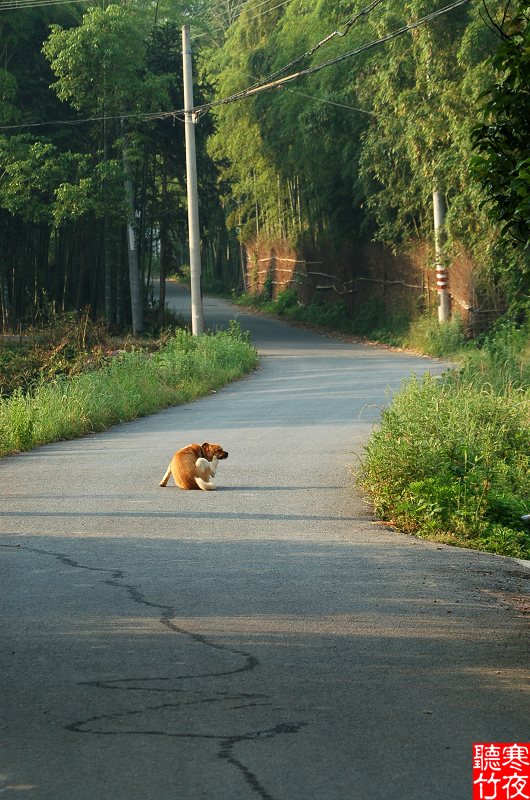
[195,477,217,491]
[159,464,171,487]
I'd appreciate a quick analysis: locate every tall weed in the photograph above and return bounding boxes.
[403,313,468,357]
[0,328,257,457]
[360,311,530,558]
[459,317,530,391]
[359,373,530,557]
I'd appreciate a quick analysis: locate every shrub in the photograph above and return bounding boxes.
[273,288,299,314]
[359,373,530,557]
[404,312,468,357]
[461,316,530,391]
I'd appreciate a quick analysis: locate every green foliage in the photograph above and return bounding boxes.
[43,5,165,116]
[0,1,225,332]
[234,288,355,331]
[0,67,18,123]
[0,136,68,223]
[471,0,530,248]
[53,158,126,224]
[205,0,498,254]
[3,0,530,332]
[205,0,368,245]
[404,313,468,357]
[459,313,530,391]
[0,312,114,397]
[203,0,530,319]
[273,288,299,314]
[225,318,253,346]
[0,326,257,457]
[6,389,35,451]
[359,363,530,558]
[234,289,414,346]
[358,312,530,557]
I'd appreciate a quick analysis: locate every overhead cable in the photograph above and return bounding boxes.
[0,0,471,131]
[0,0,89,10]
[177,0,472,120]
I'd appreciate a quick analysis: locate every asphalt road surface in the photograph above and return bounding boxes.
[1,287,528,800]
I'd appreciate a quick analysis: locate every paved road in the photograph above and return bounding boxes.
[1,287,528,800]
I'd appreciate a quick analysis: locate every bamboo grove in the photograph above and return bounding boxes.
[0,0,528,331]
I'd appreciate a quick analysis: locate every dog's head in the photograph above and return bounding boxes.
[202,442,229,461]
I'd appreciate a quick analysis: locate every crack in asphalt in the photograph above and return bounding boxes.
[1,543,306,799]
[105,574,260,678]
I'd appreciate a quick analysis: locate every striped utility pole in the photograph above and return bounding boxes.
[433,188,450,323]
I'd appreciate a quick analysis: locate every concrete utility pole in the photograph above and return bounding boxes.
[182,24,204,336]
[433,188,450,323]
[121,120,144,337]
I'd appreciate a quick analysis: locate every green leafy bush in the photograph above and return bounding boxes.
[404,313,468,357]
[359,373,530,557]
[235,290,359,335]
[462,316,530,391]
[273,288,298,315]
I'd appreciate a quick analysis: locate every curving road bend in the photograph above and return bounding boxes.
[0,286,528,799]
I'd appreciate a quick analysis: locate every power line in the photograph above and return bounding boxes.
[239,0,291,21]
[182,0,472,120]
[0,0,471,132]
[0,0,273,17]
[243,70,377,116]
[191,0,302,41]
[0,108,180,131]
[0,0,89,10]
[191,0,292,39]
[282,87,377,116]
[194,0,291,33]
[252,0,386,85]
[193,0,284,22]
[191,0,385,80]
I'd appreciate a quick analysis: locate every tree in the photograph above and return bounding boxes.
[204,0,524,319]
[43,4,172,334]
[1,1,225,332]
[471,0,530,248]
[0,4,85,327]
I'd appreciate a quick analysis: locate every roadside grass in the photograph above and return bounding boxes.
[0,323,257,457]
[233,288,469,356]
[0,312,112,398]
[0,303,191,399]
[236,288,530,557]
[358,319,530,558]
[401,312,469,357]
[234,289,370,337]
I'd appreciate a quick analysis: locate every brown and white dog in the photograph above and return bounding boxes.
[159,442,228,491]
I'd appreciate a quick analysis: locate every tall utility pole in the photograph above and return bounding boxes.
[182,24,204,336]
[122,120,144,337]
[433,188,450,323]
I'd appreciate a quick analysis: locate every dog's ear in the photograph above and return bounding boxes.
[201,442,210,450]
